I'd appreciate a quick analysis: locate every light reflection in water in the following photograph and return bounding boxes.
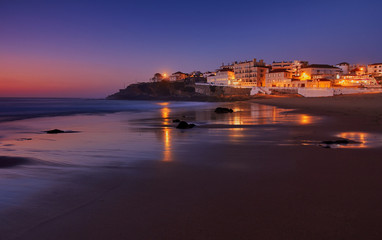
[157,102,169,106]
[161,107,170,121]
[300,115,312,125]
[272,107,277,123]
[336,132,368,148]
[162,127,172,162]
[160,106,172,161]
[204,103,319,143]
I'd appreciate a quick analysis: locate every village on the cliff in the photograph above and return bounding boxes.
[150,60,382,97]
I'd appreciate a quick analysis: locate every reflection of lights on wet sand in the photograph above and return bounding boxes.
[228,128,245,142]
[229,114,244,141]
[338,132,368,148]
[158,102,169,106]
[272,107,277,124]
[162,128,172,162]
[300,114,312,125]
[161,107,170,125]
[229,115,244,126]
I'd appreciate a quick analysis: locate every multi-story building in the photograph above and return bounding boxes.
[367,63,382,76]
[335,62,350,75]
[271,60,308,76]
[203,71,215,79]
[169,71,188,81]
[231,58,268,87]
[207,68,235,85]
[350,66,367,76]
[219,63,234,70]
[265,69,294,87]
[300,64,341,80]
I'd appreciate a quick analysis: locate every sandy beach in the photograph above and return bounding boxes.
[253,93,382,122]
[1,95,382,240]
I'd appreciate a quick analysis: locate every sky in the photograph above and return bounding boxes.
[1,0,382,98]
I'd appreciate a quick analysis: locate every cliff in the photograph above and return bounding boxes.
[107,81,253,101]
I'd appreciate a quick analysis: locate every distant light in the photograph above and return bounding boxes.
[163,73,167,77]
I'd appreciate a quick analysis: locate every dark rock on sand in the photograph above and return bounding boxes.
[215,107,233,113]
[321,139,360,145]
[173,119,181,123]
[45,129,65,134]
[176,121,196,129]
[319,138,361,148]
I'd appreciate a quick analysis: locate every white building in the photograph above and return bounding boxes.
[207,69,235,85]
[232,58,268,87]
[169,71,187,81]
[203,71,215,79]
[265,69,294,87]
[271,60,308,76]
[300,64,341,80]
[367,63,382,76]
[335,62,350,75]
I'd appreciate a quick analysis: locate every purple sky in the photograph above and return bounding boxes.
[1,0,381,97]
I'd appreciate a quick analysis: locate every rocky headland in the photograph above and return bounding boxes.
[106,81,253,101]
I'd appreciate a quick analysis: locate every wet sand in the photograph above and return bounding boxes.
[2,98,382,240]
[252,93,382,122]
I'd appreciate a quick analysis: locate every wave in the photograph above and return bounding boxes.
[0,98,209,122]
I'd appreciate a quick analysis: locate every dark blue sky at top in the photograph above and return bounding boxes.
[1,0,382,96]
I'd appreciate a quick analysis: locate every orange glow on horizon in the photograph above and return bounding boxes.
[0,54,137,98]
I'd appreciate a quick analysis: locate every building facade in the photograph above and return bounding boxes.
[169,71,188,81]
[350,67,367,76]
[207,69,235,85]
[335,62,350,75]
[271,60,308,76]
[334,75,378,87]
[231,59,268,87]
[300,64,341,80]
[367,63,382,76]
[265,69,294,87]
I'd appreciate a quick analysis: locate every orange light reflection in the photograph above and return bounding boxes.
[161,107,170,125]
[337,132,368,148]
[300,114,312,125]
[160,105,172,161]
[162,128,172,162]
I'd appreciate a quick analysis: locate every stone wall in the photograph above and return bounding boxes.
[195,85,251,97]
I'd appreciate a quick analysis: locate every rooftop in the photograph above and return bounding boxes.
[172,71,185,75]
[218,68,234,72]
[303,64,340,69]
